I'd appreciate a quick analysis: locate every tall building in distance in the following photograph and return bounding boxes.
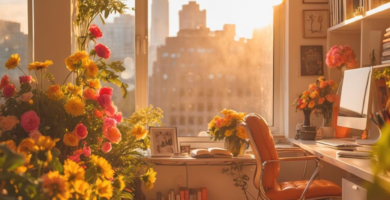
[149,2,273,136]
[179,1,206,30]
[151,0,169,47]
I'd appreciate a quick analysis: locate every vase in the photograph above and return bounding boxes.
[224,137,249,157]
[303,109,312,126]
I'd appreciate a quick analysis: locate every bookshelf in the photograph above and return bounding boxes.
[327,2,390,82]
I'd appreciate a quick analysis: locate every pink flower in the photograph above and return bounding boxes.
[3,84,16,98]
[97,94,112,109]
[113,112,122,123]
[68,154,81,163]
[0,116,19,131]
[104,105,117,117]
[101,142,112,153]
[19,75,32,84]
[20,92,33,102]
[73,123,88,139]
[95,43,111,59]
[89,24,103,39]
[99,87,113,98]
[0,75,9,90]
[103,118,116,135]
[21,110,40,132]
[29,130,42,143]
[82,146,91,157]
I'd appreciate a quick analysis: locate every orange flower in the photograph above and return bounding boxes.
[309,91,319,99]
[302,90,310,96]
[47,84,64,100]
[83,88,96,100]
[318,97,325,104]
[309,83,317,90]
[320,81,328,89]
[104,127,122,144]
[326,95,336,103]
[308,100,316,109]
[63,133,79,147]
[299,102,308,109]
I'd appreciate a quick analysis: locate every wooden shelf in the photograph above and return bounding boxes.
[365,2,390,20]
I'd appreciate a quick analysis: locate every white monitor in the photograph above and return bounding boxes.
[337,66,383,145]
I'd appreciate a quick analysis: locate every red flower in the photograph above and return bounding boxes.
[89,24,103,39]
[0,75,9,90]
[95,43,111,59]
[3,84,16,98]
[19,75,32,84]
[99,87,113,97]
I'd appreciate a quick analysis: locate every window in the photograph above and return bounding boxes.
[148,0,276,136]
[0,0,29,88]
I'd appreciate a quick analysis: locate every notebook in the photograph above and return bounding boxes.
[317,139,360,150]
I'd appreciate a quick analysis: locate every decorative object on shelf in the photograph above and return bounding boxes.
[300,126,317,140]
[303,0,328,4]
[300,45,324,76]
[370,49,377,66]
[295,123,303,140]
[208,109,249,157]
[149,127,178,156]
[0,1,164,199]
[303,9,329,38]
[180,145,191,154]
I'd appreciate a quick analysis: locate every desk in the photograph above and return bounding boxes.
[146,157,256,166]
[291,139,390,186]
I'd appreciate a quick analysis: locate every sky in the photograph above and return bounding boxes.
[0,0,274,39]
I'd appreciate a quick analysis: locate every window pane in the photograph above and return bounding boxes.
[91,0,136,117]
[0,0,28,88]
[149,0,274,136]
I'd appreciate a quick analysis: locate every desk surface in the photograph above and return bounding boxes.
[146,156,256,166]
[291,139,390,185]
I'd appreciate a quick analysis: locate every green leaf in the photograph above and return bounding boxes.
[121,191,133,199]
[99,14,105,24]
[49,158,63,173]
[85,165,97,181]
[108,61,126,72]
[0,145,25,171]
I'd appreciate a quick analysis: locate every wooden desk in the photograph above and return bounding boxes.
[146,156,256,166]
[291,139,390,185]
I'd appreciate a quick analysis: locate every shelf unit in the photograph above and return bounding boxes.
[327,2,390,82]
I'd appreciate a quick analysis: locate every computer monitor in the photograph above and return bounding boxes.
[337,66,382,145]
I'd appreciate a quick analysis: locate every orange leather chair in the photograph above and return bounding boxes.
[241,114,342,200]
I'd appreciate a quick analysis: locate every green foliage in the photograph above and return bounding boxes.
[75,0,128,26]
[126,105,164,126]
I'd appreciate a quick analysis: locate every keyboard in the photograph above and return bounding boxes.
[317,139,361,148]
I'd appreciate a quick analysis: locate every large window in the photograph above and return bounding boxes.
[0,0,29,88]
[148,0,275,136]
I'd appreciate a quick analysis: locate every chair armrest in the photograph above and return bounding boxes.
[276,147,306,154]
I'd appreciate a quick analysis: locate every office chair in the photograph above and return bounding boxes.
[241,114,342,200]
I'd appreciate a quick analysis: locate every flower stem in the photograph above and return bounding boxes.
[62,72,73,85]
[17,66,27,76]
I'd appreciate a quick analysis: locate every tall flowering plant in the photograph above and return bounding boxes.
[326,45,358,72]
[0,1,162,199]
[208,109,248,157]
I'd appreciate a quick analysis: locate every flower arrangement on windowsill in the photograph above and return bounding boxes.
[0,0,163,199]
[208,109,248,157]
[293,77,338,127]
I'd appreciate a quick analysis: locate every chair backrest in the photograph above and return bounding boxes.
[243,114,279,190]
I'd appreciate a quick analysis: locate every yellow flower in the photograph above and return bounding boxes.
[64,159,85,182]
[142,168,157,190]
[90,155,114,180]
[64,98,85,116]
[65,51,90,71]
[86,60,99,78]
[0,140,16,151]
[71,180,91,200]
[34,136,59,165]
[224,130,233,137]
[113,175,125,191]
[88,79,101,89]
[318,76,325,82]
[14,166,27,173]
[310,91,319,99]
[5,54,20,69]
[308,100,316,109]
[131,125,148,140]
[63,133,79,147]
[95,178,113,199]
[17,138,35,154]
[66,83,82,96]
[236,126,248,140]
[42,171,69,200]
[28,60,53,71]
[47,84,64,100]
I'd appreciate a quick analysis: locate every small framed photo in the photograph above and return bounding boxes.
[180,145,191,154]
[303,10,329,38]
[300,45,324,76]
[150,127,178,156]
[303,0,328,4]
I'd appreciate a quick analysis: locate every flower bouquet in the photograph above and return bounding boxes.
[326,45,358,74]
[0,1,162,199]
[208,109,248,157]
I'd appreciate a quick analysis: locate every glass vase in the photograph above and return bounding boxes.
[224,137,249,157]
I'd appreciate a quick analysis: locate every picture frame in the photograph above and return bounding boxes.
[302,10,329,38]
[180,145,191,154]
[300,45,324,76]
[302,0,328,4]
[149,127,178,157]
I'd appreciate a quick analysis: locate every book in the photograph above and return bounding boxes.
[384,38,390,43]
[383,51,390,57]
[180,189,184,200]
[387,27,390,32]
[197,189,202,200]
[385,32,390,38]
[179,187,189,200]
[157,192,162,200]
[190,147,232,158]
[176,195,181,200]
[382,60,390,64]
[201,188,207,200]
[381,55,390,61]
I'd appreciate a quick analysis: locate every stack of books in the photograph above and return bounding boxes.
[382,27,390,64]
[156,188,207,200]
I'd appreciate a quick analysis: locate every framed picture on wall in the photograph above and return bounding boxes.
[303,0,328,4]
[300,45,324,76]
[150,127,178,157]
[302,10,329,38]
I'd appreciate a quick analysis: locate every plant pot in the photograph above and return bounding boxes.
[224,137,249,157]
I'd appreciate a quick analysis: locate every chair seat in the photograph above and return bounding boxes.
[266,180,342,200]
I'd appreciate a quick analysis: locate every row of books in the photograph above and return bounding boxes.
[329,0,366,27]
[382,27,390,64]
[156,188,207,200]
[329,0,346,27]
